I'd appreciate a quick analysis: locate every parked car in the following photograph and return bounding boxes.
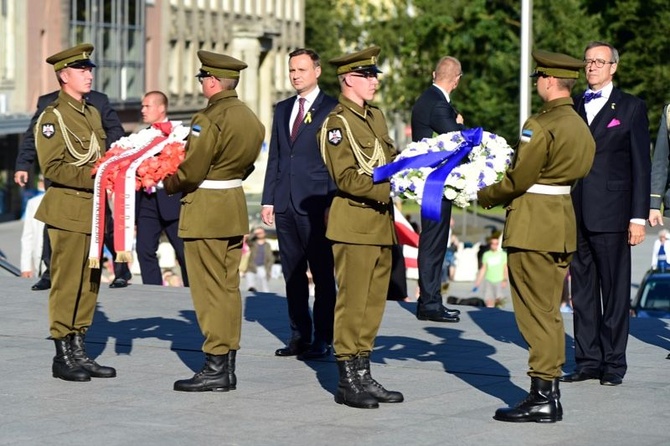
[631,269,670,318]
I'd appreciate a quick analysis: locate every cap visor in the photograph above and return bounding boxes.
[353,66,383,75]
[69,60,96,69]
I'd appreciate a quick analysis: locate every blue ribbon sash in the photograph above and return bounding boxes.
[374,127,483,221]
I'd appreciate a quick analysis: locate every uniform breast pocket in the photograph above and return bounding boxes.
[382,134,396,151]
[356,136,376,150]
[68,130,97,157]
[347,198,371,209]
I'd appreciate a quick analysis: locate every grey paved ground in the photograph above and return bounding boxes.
[0,220,668,445]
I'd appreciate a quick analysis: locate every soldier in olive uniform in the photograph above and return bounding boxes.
[164,51,264,392]
[478,50,596,423]
[319,46,403,409]
[34,44,116,382]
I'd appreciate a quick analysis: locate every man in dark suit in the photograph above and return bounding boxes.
[410,56,464,323]
[15,88,131,290]
[135,91,188,287]
[261,48,338,360]
[564,41,650,387]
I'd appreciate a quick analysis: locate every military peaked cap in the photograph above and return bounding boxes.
[329,46,383,75]
[196,51,247,80]
[46,43,96,71]
[530,49,583,79]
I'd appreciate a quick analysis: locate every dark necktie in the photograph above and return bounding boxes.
[583,90,602,103]
[290,97,306,143]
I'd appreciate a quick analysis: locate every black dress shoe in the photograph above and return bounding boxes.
[559,370,599,383]
[298,341,331,360]
[275,341,310,357]
[444,307,461,316]
[600,373,623,386]
[31,278,51,291]
[109,278,129,288]
[416,308,460,323]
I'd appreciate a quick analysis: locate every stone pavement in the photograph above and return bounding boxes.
[0,220,668,446]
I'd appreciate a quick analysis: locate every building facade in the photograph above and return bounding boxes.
[0,0,303,220]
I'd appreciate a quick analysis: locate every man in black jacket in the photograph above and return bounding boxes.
[410,56,464,323]
[15,89,132,290]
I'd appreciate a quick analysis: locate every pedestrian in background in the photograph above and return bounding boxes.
[20,175,45,278]
[472,235,508,308]
[245,227,274,293]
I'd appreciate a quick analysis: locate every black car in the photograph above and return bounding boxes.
[631,269,670,318]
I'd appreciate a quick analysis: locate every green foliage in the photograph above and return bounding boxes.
[305,0,670,141]
[304,0,344,98]
[593,0,670,134]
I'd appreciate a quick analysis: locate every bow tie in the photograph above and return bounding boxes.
[583,91,602,103]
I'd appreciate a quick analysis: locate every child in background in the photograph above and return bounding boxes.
[473,236,508,308]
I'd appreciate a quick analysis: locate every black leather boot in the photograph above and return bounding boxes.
[334,359,379,409]
[52,336,90,382]
[228,350,237,390]
[494,377,562,423]
[174,353,230,392]
[552,378,563,419]
[356,356,404,403]
[70,333,116,378]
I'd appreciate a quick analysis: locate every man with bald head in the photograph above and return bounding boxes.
[411,56,465,323]
[135,91,188,287]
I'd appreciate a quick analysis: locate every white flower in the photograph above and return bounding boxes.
[389,129,513,209]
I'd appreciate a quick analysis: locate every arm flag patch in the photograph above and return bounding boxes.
[520,128,533,143]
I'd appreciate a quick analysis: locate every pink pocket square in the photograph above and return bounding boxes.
[607,118,621,128]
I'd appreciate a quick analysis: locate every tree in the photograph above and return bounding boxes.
[304,0,348,97]
[588,0,670,136]
[305,0,669,143]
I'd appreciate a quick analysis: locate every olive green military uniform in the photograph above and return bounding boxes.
[164,55,264,356]
[478,55,595,380]
[320,94,397,361]
[34,55,106,341]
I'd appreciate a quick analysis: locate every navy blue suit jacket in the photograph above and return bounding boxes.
[572,88,650,232]
[411,85,464,142]
[262,91,337,214]
[137,188,181,221]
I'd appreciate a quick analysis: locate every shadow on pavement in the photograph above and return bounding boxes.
[244,292,337,394]
[87,305,204,372]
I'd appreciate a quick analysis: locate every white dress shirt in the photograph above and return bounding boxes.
[289,87,321,132]
[584,82,614,125]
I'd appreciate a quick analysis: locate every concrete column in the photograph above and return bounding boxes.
[231,27,262,115]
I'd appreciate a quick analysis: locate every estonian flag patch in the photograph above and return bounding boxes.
[191,125,201,137]
[520,128,533,143]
